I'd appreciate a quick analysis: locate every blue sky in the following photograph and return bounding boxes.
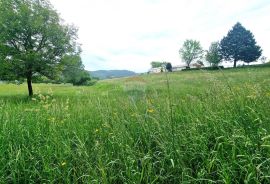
[50,0,270,72]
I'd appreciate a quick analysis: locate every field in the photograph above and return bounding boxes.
[0,67,270,183]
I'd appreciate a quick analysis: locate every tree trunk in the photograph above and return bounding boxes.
[27,76,33,96]
[186,62,190,69]
[233,59,237,68]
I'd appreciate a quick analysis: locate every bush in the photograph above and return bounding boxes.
[182,66,224,71]
[240,62,270,68]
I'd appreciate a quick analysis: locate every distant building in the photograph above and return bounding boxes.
[148,62,205,73]
[149,67,163,73]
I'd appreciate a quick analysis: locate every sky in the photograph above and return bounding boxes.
[50,0,270,73]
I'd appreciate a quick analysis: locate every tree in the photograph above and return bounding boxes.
[220,22,262,68]
[150,61,164,68]
[179,39,204,68]
[206,42,222,67]
[0,0,80,96]
[60,54,91,85]
[166,62,172,72]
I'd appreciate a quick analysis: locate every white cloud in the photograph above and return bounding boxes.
[50,0,270,72]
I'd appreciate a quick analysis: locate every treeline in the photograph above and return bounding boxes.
[32,54,92,86]
[151,22,266,71]
[180,22,263,68]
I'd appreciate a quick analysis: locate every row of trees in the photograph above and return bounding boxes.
[179,23,263,68]
[0,0,90,96]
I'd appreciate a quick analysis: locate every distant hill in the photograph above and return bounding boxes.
[90,70,137,80]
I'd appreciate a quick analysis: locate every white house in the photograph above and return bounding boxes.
[148,67,163,73]
[148,62,205,73]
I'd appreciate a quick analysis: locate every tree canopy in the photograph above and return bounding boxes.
[179,39,204,68]
[166,62,172,72]
[220,22,262,67]
[150,61,165,68]
[0,0,80,96]
[60,54,91,86]
[206,42,222,67]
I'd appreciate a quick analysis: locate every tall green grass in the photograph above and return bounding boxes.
[0,67,269,183]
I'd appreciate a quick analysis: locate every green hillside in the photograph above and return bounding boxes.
[90,70,137,80]
[0,67,269,183]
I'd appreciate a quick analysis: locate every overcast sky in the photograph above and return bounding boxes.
[50,0,270,72]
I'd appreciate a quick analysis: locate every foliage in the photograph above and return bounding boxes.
[0,59,17,80]
[60,54,91,85]
[0,68,269,183]
[220,22,262,67]
[259,56,267,64]
[150,61,165,68]
[0,0,80,95]
[182,65,224,71]
[240,62,270,68]
[166,62,172,72]
[179,39,204,67]
[206,42,222,66]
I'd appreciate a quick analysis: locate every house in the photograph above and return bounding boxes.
[148,62,205,73]
[148,67,163,73]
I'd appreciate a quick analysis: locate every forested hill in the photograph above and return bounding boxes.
[90,70,137,80]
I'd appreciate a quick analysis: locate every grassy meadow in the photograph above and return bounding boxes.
[0,67,270,183]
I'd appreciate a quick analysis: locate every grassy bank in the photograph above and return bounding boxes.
[0,67,270,183]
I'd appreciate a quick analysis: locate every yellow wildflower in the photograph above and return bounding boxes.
[61,162,66,166]
[147,109,154,113]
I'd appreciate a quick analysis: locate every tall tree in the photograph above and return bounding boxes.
[206,42,222,67]
[179,39,204,68]
[0,0,79,96]
[220,22,262,68]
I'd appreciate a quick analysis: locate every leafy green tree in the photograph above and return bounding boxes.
[150,61,164,68]
[166,62,172,72]
[0,60,16,81]
[206,42,222,67]
[220,22,262,68]
[179,39,204,68]
[0,0,80,96]
[60,54,91,85]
